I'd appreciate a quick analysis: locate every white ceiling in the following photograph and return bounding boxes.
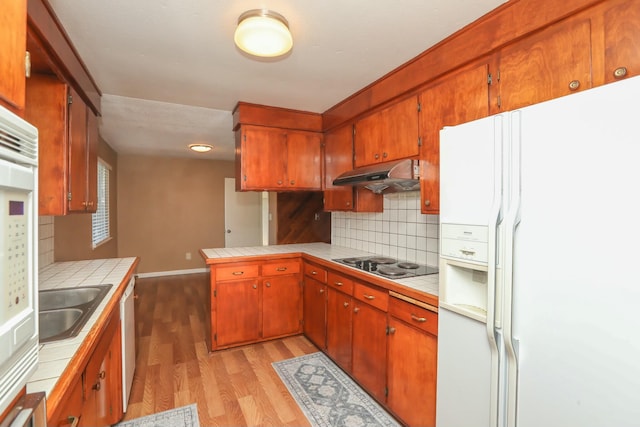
[47,0,506,160]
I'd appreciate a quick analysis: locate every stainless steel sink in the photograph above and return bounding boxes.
[38,284,113,343]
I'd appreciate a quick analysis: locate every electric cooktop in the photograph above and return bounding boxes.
[332,256,438,280]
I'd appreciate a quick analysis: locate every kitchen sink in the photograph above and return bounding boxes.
[38,284,113,343]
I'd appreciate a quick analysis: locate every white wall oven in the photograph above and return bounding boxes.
[0,105,39,418]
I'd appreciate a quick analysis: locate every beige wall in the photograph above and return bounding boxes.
[54,136,119,261]
[117,155,235,274]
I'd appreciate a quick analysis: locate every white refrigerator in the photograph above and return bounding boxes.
[436,75,640,427]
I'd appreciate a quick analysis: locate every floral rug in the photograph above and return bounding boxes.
[115,404,200,427]
[272,352,401,427]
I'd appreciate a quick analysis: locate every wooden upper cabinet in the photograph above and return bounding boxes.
[0,0,27,112]
[599,0,640,84]
[236,124,321,191]
[418,63,490,214]
[286,129,322,189]
[25,74,98,215]
[323,124,354,211]
[354,95,420,167]
[496,16,593,112]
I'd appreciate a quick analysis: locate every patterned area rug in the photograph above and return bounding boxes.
[115,404,200,427]
[273,352,401,427]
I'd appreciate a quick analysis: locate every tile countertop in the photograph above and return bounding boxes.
[26,257,138,398]
[200,242,439,299]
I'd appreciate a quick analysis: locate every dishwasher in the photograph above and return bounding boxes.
[120,276,136,412]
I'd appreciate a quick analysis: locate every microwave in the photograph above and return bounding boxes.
[0,105,39,417]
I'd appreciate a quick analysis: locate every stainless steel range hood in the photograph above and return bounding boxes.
[332,159,420,194]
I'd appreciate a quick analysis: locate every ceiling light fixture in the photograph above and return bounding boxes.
[188,143,213,153]
[234,9,293,58]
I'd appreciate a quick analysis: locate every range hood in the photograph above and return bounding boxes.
[332,159,420,194]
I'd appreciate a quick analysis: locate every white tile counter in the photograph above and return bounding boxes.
[201,242,439,298]
[26,257,138,398]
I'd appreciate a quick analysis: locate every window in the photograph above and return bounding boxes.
[92,159,111,247]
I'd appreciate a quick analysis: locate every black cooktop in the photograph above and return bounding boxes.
[332,256,438,280]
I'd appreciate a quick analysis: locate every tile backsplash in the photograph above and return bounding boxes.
[39,216,55,270]
[331,192,439,266]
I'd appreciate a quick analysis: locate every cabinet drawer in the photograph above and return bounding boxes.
[327,271,354,295]
[304,263,327,283]
[262,260,300,276]
[353,282,388,311]
[216,263,260,281]
[389,295,438,336]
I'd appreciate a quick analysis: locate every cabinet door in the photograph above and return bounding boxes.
[326,287,352,372]
[601,0,640,84]
[237,125,287,190]
[497,16,592,112]
[67,87,89,212]
[286,130,322,190]
[303,277,327,349]
[49,377,83,427]
[323,124,354,211]
[216,279,261,347]
[387,317,437,427]
[354,96,420,167]
[85,110,99,213]
[351,301,387,402]
[418,63,490,214]
[0,0,26,111]
[262,275,302,338]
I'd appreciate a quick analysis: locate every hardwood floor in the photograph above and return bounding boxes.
[122,273,317,426]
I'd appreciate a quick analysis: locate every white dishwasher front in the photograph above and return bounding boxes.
[120,276,136,412]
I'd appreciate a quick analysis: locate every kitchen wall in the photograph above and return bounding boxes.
[39,216,54,269]
[117,155,235,274]
[331,192,439,267]
[54,137,118,262]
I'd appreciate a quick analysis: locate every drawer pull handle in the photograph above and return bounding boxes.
[232,271,244,276]
[335,282,343,286]
[276,267,287,271]
[411,314,427,323]
[460,249,475,256]
[311,271,318,275]
[363,294,375,300]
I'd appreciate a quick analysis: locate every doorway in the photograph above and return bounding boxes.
[224,178,266,247]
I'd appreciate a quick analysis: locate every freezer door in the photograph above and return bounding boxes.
[436,308,492,426]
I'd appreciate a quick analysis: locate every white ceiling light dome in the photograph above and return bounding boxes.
[234,9,293,58]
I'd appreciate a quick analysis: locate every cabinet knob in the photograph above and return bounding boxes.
[67,416,80,427]
[346,202,351,207]
[613,67,628,79]
[92,382,101,391]
[319,289,325,294]
[252,284,257,289]
[424,200,431,207]
[568,80,580,91]
[374,153,380,160]
[266,282,271,288]
[354,307,360,313]
[383,152,388,158]
[277,180,283,185]
[388,327,396,335]
[98,370,106,379]
[343,301,349,308]
[290,180,295,185]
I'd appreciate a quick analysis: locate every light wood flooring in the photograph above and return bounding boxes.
[122,273,318,426]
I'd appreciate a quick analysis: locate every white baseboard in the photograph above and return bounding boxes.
[136,268,208,279]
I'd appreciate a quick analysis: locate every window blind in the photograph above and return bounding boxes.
[92,159,111,247]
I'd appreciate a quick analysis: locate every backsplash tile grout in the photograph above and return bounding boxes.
[331,192,439,266]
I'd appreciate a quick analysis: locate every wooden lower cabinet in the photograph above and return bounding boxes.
[302,276,327,349]
[216,278,261,347]
[48,307,123,427]
[326,287,353,372]
[352,299,388,402]
[387,295,439,427]
[211,258,302,350]
[262,274,302,338]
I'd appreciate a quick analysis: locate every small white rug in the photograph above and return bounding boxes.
[273,352,401,427]
[115,404,200,427]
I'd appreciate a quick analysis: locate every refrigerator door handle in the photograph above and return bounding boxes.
[486,115,504,427]
[503,110,523,427]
